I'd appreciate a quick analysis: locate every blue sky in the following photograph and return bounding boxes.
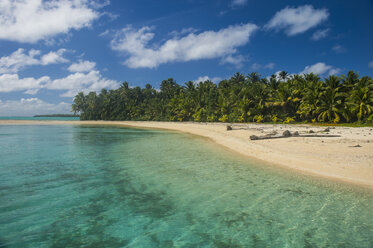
[0,0,372,116]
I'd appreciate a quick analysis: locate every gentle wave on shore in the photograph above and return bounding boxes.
[0,125,372,247]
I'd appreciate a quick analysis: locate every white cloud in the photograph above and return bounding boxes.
[266,5,329,36]
[0,0,100,43]
[369,61,373,68]
[220,54,246,68]
[110,23,258,68]
[231,0,248,7]
[41,49,69,65]
[311,28,329,40]
[0,69,118,97]
[0,48,68,73]
[0,74,49,93]
[300,62,341,76]
[47,70,118,97]
[250,62,275,70]
[0,98,71,116]
[250,63,261,71]
[332,45,346,53]
[264,63,275,69]
[68,60,96,72]
[194,76,221,84]
[169,27,199,37]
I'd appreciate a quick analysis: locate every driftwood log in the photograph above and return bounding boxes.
[250,130,341,140]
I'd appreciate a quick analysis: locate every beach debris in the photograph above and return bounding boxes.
[324,127,330,132]
[350,144,362,147]
[309,130,315,133]
[292,131,300,136]
[250,132,341,140]
[265,131,278,137]
[283,130,291,137]
[300,134,340,137]
[226,125,232,131]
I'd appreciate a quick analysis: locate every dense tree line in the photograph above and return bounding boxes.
[72,71,373,124]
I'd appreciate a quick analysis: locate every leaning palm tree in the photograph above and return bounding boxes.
[72,92,86,116]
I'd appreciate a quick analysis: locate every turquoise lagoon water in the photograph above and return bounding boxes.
[0,125,372,248]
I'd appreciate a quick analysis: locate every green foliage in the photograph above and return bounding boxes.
[253,115,264,123]
[283,117,295,124]
[72,71,373,124]
[271,114,280,123]
[218,114,229,123]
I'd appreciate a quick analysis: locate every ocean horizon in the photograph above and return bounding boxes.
[0,116,80,121]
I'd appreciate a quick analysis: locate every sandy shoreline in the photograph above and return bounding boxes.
[1,120,373,188]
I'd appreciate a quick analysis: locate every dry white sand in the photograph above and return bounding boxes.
[1,120,373,188]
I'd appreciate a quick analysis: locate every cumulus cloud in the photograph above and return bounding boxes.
[0,48,68,73]
[68,60,96,72]
[311,28,330,40]
[0,98,71,116]
[110,23,258,68]
[41,49,69,65]
[300,62,341,76]
[0,0,100,43]
[0,70,118,97]
[0,74,50,93]
[231,0,248,7]
[266,5,329,36]
[47,70,118,97]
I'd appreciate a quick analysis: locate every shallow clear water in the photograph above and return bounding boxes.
[0,125,372,248]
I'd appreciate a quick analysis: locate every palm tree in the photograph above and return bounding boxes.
[341,70,359,92]
[316,76,346,123]
[297,79,323,121]
[347,76,373,123]
[247,72,261,83]
[72,92,86,116]
[279,71,289,81]
[231,72,245,84]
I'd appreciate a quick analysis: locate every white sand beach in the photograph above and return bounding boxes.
[1,120,372,188]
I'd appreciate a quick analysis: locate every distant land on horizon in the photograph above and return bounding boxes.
[33,114,80,117]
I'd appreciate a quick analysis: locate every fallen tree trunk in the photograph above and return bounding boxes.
[250,134,341,140]
[299,134,341,137]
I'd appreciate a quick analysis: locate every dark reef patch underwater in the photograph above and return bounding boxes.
[0,125,372,247]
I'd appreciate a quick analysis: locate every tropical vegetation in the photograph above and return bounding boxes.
[72,71,373,124]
